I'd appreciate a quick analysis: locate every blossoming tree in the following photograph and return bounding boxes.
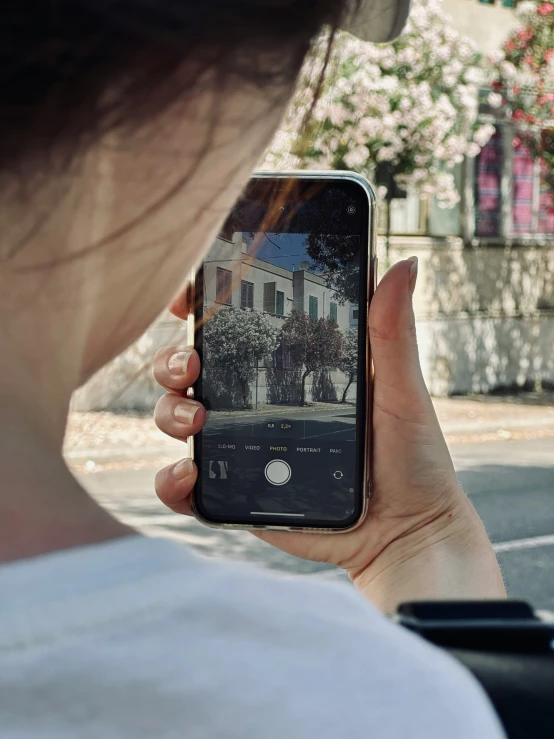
[489,1,554,196]
[264,0,494,209]
[279,311,342,407]
[336,328,358,403]
[203,306,279,409]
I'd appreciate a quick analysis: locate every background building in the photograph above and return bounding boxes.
[381,0,554,396]
[72,0,554,410]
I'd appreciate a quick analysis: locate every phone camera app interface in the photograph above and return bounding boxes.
[196,183,367,528]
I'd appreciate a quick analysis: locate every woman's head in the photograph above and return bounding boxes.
[1,1,357,420]
[1,0,414,437]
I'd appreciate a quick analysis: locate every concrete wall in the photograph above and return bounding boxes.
[244,367,357,407]
[381,237,554,395]
[73,239,554,409]
[442,0,519,54]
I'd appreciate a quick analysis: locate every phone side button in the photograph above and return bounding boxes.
[373,256,378,292]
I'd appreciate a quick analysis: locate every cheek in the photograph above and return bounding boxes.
[80,87,289,376]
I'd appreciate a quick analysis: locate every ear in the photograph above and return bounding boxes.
[168,281,194,320]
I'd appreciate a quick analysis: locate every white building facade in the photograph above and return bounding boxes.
[203,233,357,406]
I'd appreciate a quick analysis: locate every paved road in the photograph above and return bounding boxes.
[80,436,554,610]
[205,406,356,441]
[453,437,554,610]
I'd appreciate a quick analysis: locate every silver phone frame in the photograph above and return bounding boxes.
[187,170,377,534]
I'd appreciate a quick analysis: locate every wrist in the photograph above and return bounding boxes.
[349,497,506,612]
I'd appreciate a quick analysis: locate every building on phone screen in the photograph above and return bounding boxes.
[201,232,358,409]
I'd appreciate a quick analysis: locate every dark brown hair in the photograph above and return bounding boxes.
[2,1,352,175]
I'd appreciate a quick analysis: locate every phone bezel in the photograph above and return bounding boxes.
[188,170,376,533]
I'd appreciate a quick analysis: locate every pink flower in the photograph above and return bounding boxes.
[537,2,554,15]
[516,28,534,42]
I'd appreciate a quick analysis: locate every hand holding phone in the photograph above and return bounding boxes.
[153,252,505,610]
[192,174,374,531]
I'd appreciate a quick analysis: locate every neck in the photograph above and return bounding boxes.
[0,386,134,564]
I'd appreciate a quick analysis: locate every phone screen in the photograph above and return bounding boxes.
[193,177,372,529]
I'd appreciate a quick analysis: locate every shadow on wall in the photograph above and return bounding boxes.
[266,368,303,406]
[386,242,554,396]
[419,314,554,396]
[311,369,338,403]
[203,366,244,410]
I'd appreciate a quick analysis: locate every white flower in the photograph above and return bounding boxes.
[473,124,495,148]
[376,146,396,162]
[344,146,368,169]
[435,45,451,62]
[517,1,537,17]
[264,0,482,210]
[488,92,503,109]
[488,50,505,65]
[500,61,518,80]
[464,67,484,85]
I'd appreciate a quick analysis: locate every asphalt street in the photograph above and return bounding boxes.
[80,436,554,611]
[204,406,356,441]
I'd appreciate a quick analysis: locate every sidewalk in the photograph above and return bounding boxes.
[63,393,554,473]
[433,393,554,443]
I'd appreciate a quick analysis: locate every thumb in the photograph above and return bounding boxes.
[369,257,430,416]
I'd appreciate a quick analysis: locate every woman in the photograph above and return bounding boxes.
[0,1,505,737]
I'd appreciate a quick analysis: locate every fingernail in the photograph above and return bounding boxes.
[168,349,192,376]
[172,458,194,479]
[174,402,199,425]
[407,256,418,296]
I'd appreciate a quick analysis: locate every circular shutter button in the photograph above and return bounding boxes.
[264,459,291,486]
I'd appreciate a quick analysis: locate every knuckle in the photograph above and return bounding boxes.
[153,393,167,415]
[154,468,168,497]
[153,394,175,427]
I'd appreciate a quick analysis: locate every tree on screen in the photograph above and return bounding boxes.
[304,233,360,306]
[279,310,341,406]
[203,306,279,409]
[336,328,358,403]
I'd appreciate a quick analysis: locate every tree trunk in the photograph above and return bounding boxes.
[238,375,250,409]
[341,375,353,403]
[300,370,311,407]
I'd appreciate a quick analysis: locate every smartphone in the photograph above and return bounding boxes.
[189,171,376,532]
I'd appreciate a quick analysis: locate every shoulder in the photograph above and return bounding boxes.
[0,536,505,738]
[145,542,505,739]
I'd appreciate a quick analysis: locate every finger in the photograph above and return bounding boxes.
[154,394,206,441]
[168,281,194,321]
[152,345,201,394]
[155,458,196,516]
[369,259,454,481]
[369,258,432,418]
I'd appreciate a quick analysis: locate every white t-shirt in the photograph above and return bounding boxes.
[0,535,504,738]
